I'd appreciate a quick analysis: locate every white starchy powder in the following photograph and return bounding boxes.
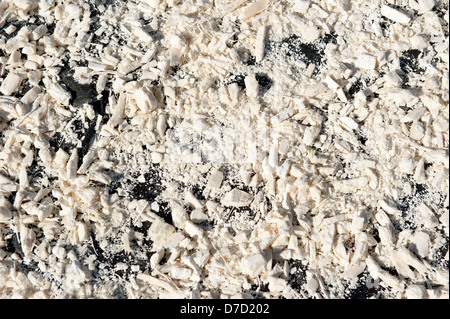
[0,0,448,300]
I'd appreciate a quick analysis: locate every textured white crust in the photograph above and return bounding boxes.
[0,0,447,300]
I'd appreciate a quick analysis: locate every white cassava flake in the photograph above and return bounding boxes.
[222,188,254,207]
[303,126,321,146]
[418,0,436,12]
[244,74,259,100]
[255,26,267,63]
[134,87,157,113]
[206,169,223,189]
[0,72,22,96]
[355,54,377,70]
[242,253,268,276]
[241,0,270,20]
[380,5,411,25]
[48,83,71,106]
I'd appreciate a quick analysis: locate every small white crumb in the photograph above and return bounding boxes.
[66,148,78,180]
[184,220,204,238]
[255,26,266,63]
[244,74,259,100]
[148,217,175,249]
[53,149,70,168]
[185,190,203,209]
[405,284,428,299]
[241,253,267,276]
[171,201,189,229]
[190,208,209,224]
[418,0,435,12]
[410,231,430,258]
[134,87,157,113]
[241,0,269,20]
[355,54,377,70]
[303,126,321,146]
[48,83,71,106]
[401,107,426,123]
[221,188,253,207]
[207,169,223,189]
[292,0,310,14]
[0,206,12,220]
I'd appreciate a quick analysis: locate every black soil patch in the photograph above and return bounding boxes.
[236,47,256,66]
[59,69,98,108]
[265,32,337,76]
[92,90,110,118]
[112,166,173,225]
[255,73,273,94]
[399,49,425,75]
[345,272,380,299]
[287,259,308,295]
[86,230,154,283]
[223,73,246,90]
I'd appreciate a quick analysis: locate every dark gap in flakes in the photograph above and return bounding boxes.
[237,47,256,66]
[347,78,365,100]
[399,49,425,75]
[265,32,336,76]
[345,271,380,299]
[49,131,76,154]
[91,89,110,119]
[4,232,23,256]
[59,68,97,108]
[255,73,273,94]
[287,259,308,295]
[77,119,98,169]
[355,129,368,145]
[191,184,207,201]
[223,73,246,90]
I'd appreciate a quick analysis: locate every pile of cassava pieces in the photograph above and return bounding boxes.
[0,0,448,299]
